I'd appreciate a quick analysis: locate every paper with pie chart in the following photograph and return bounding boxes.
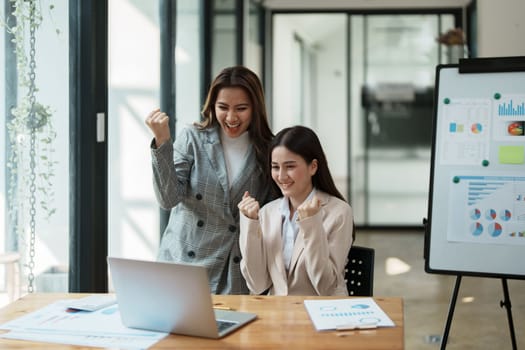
[447,174,525,245]
[303,298,395,331]
[439,98,491,166]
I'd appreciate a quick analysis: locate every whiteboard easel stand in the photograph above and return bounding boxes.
[423,57,525,350]
[440,275,516,350]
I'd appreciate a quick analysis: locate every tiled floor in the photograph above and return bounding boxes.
[358,229,525,350]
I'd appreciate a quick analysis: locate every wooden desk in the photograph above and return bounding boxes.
[0,293,404,349]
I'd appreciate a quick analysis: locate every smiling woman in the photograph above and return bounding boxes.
[145,66,275,295]
[214,87,253,138]
[238,125,354,296]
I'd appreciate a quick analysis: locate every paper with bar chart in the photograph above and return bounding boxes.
[493,95,525,142]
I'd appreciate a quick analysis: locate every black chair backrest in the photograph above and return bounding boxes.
[345,245,375,296]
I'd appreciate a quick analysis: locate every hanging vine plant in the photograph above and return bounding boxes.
[3,0,58,292]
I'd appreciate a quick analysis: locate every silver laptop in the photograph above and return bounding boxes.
[107,257,257,338]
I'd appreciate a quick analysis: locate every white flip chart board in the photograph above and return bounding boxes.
[425,57,525,279]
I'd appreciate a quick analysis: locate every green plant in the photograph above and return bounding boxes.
[3,0,58,292]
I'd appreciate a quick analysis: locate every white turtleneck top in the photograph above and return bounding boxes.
[221,130,250,188]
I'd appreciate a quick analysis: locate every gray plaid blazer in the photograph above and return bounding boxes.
[151,124,271,294]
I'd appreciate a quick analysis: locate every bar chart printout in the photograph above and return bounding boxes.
[497,98,525,117]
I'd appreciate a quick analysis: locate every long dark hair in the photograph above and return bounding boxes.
[269,125,345,201]
[198,66,273,180]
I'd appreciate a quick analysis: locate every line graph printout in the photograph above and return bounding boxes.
[447,174,525,245]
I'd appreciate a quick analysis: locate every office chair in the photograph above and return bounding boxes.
[345,245,375,296]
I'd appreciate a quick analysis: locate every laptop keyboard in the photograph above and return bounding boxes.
[216,320,237,333]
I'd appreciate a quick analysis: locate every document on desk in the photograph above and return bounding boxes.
[0,299,167,349]
[304,298,395,331]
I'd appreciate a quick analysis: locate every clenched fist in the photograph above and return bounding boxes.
[238,191,260,220]
[145,108,171,148]
[297,195,321,220]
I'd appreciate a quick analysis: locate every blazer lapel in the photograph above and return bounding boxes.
[229,145,256,199]
[288,235,305,275]
[268,212,289,294]
[202,127,230,196]
[288,191,330,274]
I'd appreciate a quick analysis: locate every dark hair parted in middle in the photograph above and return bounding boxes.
[198,66,273,181]
[269,125,346,202]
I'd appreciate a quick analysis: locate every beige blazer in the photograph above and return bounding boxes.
[239,190,354,296]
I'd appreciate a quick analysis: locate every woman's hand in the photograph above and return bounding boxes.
[145,108,171,148]
[238,191,260,220]
[297,195,321,220]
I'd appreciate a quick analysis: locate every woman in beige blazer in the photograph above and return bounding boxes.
[238,126,354,296]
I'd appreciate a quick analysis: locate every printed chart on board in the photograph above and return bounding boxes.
[437,93,525,246]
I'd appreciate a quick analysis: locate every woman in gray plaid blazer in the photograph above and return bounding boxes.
[146,66,275,294]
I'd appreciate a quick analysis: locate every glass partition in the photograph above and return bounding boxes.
[273,12,458,227]
[361,14,439,226]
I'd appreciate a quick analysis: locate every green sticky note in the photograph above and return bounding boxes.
[499,145,525,164]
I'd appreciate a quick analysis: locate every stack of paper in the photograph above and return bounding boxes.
[0,299,167,349]
[304,297,395,331]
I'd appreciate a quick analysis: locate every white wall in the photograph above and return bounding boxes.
[477,0,525,57]
[313,18,348,192]
[272,17,297,131]
[272,15,348,196]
